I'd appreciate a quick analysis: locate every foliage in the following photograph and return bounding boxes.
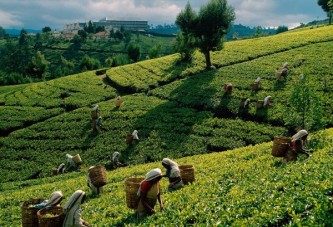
[285,74,324,131]
[276,25,289,34]
[27,51,49,80]
[127,42,141,62]
[79,55,101,71]
[42,27,52,33]
[176,0,235,68]
[1,128,333,226]
[317,0,332,24]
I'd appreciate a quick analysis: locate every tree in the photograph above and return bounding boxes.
[79,55,101,71]
[175,0,235,68]
[42,26,52,33]
[127,42,141,62]
[284,74,324,131]
[0,26,8,39]
[148,45,161,59]
[175,2,197,61]
[317,0,332,24]
[276,25,288,34]
[78,30,88,41]
[28,51,49,80]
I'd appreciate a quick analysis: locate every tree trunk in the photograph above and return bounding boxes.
[203,50,211,69]
[329,13,332,25]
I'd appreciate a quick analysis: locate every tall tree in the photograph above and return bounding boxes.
[28,51,49,80]
[317,0,332,24]
[175,2,197,61]
[175,0,235,68]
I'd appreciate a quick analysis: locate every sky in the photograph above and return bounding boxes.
[0,0,327,30]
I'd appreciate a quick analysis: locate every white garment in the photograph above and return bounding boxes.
[132,130,139,140]
[63,190,86,227]
[244,99,250,108]
[292,130,308,141]
[263,96,272,106]
[46,191,63,207]
[112,152,120,163]
[92,105,99,111]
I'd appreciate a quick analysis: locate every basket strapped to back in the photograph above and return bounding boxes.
[37,206,64,227]
[124,177,144,209]
[22,198,45,227]
[179,165,195,185]
[72,154,82,164]
[271,136,291,157]
[88,166,107,187]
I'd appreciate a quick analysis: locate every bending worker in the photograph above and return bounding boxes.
[162,158,183,190]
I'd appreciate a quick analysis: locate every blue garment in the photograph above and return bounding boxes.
[34,200,48,209]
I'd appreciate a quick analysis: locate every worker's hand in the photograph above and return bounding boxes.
[150,209,156,214]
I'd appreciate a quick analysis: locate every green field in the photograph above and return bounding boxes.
[0,25,333,225]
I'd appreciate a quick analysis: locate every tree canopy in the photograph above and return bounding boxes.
[317,0,333,24]
[176,0,235,68]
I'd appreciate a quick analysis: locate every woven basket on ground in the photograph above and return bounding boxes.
[22,198,45,227]
[271,136,291,157]
[37,206,64,227]
[88,166,107,187]
[179,165,195,185]
[72,154,82,164]
[124,177,144,209]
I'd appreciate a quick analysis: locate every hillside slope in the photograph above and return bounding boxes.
[0,26,332,183]
[1,128,333,226]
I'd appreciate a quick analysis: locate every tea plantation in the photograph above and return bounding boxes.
[0,25,333,225]
[1,128,333,226]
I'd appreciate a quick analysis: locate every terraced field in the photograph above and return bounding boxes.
[0,25,332,186]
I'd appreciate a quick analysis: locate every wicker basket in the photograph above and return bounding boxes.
[114,97,123,107]
[88,166,107,187]
[37,206,64,227]
[72,154,82,164]
[224,84,232,94]
[124,177,144,209]
[126,134,133,144]
[179,165,195,185]
[22,198,45,227]
[51,169,58,176]
[271,136,291,157]
[256,100,264,109]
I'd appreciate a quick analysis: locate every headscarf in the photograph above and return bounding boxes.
[112,152,120,162]
[92,105,99,111]
[45,191,63,207]
[292,130,308,141]
[63,190,86,227]
[145,168,162,181]
[244,98,250,108]
[255,77,261,83]
[66,154,73,163]
[283,62,289,68]
[264,96,272,106]
[132,130,139,140]
[162,158,180,177]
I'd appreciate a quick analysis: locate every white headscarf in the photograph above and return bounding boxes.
[45,191,63,207]
[162,158,180,178]
[132,130,139,140]
[255,77,261,83]
[112,152,120,162]
[92,105,99,111]
[283,62,289,68]
[244,98,250,108]
[66,154,73,163]
[145,168,162,181]
[63,190,86,227]
[264,96,272,106]
[292,130,308,141]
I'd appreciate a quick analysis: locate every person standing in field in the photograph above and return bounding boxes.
[91,105,100,131]
[136,168,164,218]
[162,158,183,191]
